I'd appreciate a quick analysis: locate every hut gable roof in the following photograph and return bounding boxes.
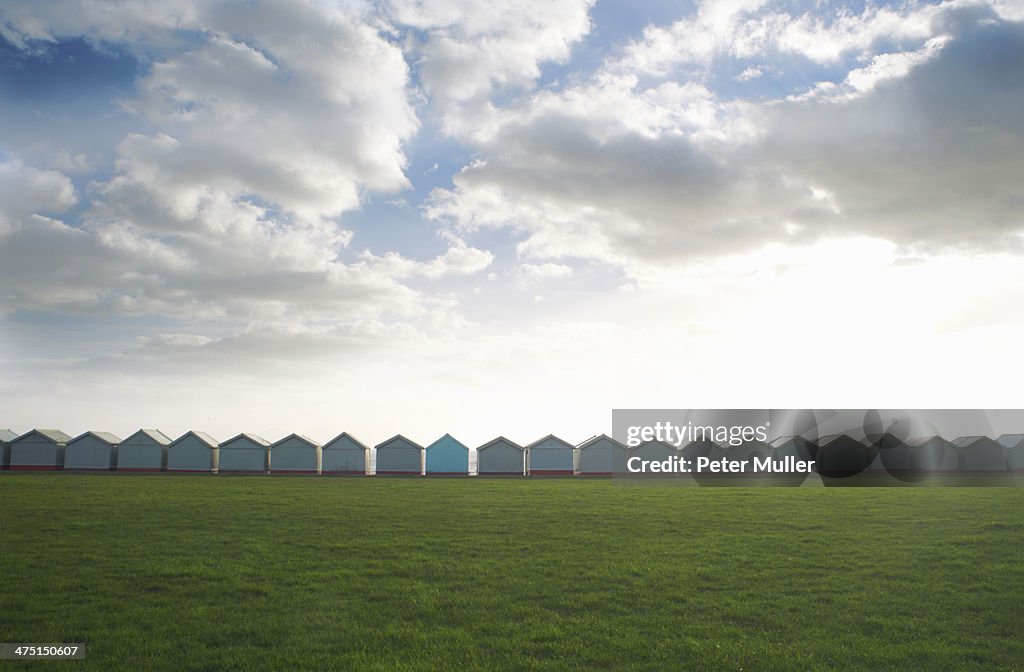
[0,428,18,442]
[271,433,320,449]
[477,436,524,452]
[526,434,574,450]
[771,435,819,448]
[996,434,1024,449]
[221,433,271,448]
[577,434,627,450]
[634,439,675,451]
[374,434,423,451]
[69,431,123,446]
[323,432,370,451]
[14,429,73,444]
[170,431,219,448]
[952,436,986,448]
[426,434,469,451]
[133,429,173,445]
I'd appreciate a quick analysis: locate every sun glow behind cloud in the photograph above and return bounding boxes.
[1,0,1023,444]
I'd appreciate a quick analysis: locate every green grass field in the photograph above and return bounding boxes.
[1,475,1022,671]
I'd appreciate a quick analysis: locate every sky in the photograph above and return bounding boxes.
[1,0,1023,447]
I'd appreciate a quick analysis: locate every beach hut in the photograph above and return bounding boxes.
[477,437,526,476]
[167,431,220,472]
[322,432,369,475]
[909,436,957,472]
[527,434,574,476]
[577,434,628,476]
[219,433,271,474]
[630,439,676,462]
[681,439,727,465]
[117,429,172,472]
[815,435,871,477]
[953,436,1008,471]
[996,434,1024,471]
[270,434,320,474]
[0,428,17,470]
[374,435,423,475]
[772,436,817,462]
[727,439,772,464]
[9,429,72,470]
[765,436,819,484]
[681,439,729,484]
[64,431,122,470]
[866,434,915,473]
[425,434,469,476]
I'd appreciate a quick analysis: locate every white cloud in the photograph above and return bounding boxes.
[427,9,1024,275]
[358,237,494,279]
[616,0,943,77]
[0,160,76,234]
[735,66,764,81]
[0,1,438,328]
[386,0,594,135]
[517,262,573,281]
[52,150,93,174]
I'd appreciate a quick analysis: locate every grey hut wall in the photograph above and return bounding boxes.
[727,440,772,463]
[167,435,219,472]
[1001,435,1024,471]
[9,433,67,470]
[681,440,726,463]
[816,435,871,477]
[0,430,15,470]
[915,437,958,471]
[376,437,422,474]
[866,438,916,472]
[957,437,1008,471]
[630,440,676,462]
[577,436,628,475]
[478,440,525,475]
[65,435,118,470]
[322,435,367,474]
[271,437,320,473]
[528,436,574,475]
[773,437,816,463]
[118,431,169,471]
[219,438,270,473]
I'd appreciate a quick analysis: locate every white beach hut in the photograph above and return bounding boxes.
[322,432,369,475]
[64,431,122,470]
[576,434,628,476]
[270,434,321,474]
[526,435,575,476]
[167,431,220,473]
[0,428,17,470]
[117,429,172,472]
[477,437,526,476]
[375,435,423,476]
[910,436,958,472]
[996,434,1024,472]
[219,433,271,474]
[9,429,73,470]
[953,436,1008,471]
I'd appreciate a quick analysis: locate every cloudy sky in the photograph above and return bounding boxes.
[1,0,1022,447]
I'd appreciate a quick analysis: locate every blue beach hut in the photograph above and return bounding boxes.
[425,434,470,476]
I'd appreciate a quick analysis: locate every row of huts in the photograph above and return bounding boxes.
[1,429,1023,475]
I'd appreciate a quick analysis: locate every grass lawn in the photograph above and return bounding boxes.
[1,475,1022,671]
